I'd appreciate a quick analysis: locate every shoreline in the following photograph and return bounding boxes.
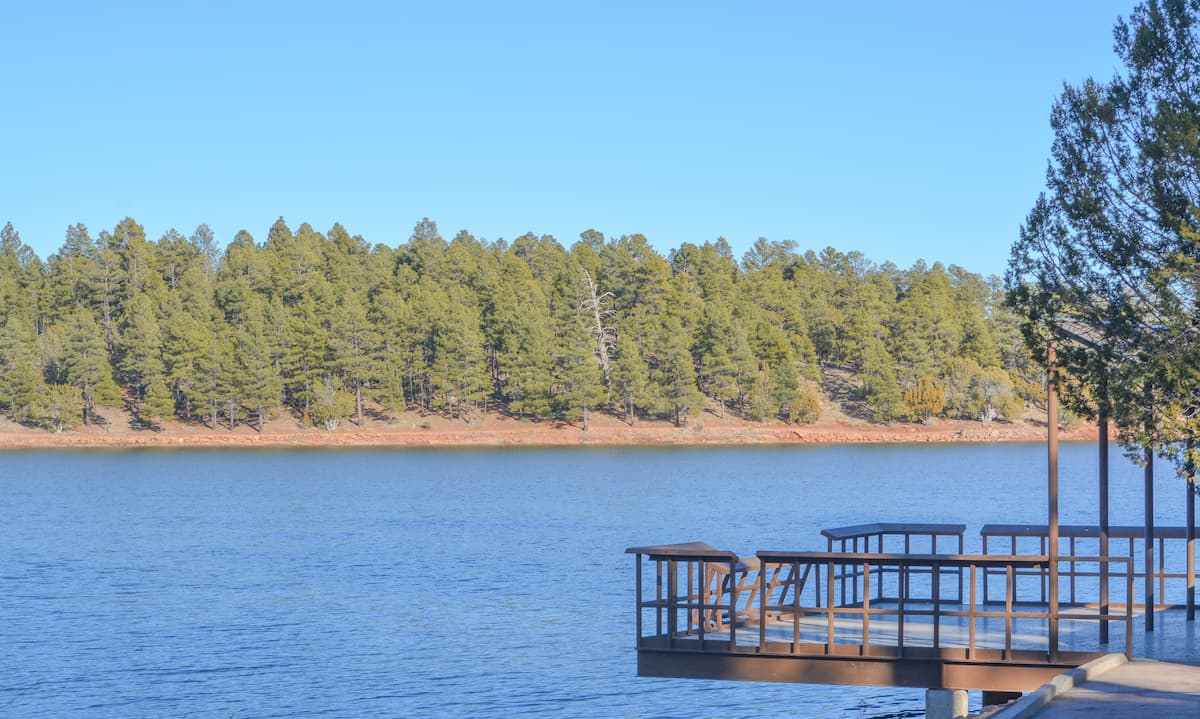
[0,411,1098,450]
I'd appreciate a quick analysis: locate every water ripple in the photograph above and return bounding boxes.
[1,444,1173,718]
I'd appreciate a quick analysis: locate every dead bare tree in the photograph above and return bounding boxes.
[579,269,616,402]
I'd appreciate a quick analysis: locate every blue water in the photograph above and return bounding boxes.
[0,443,1187,718]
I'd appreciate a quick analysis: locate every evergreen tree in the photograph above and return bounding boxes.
[492,252,554,418]
[116,292,165,409]
[429,282,490,420]
[651,315,705,427]
[62,307,120,424]
[162,293,211,421]
[46,223,99,316]
[141,376,175,429]
[554,316,605,430]
[1007,0,1200,465]
[611,333,651,425]
[35,383,84,433]
[369,286,413,417]
[860,337,903,422]
[328,290,377,426]
[233,297,283,431]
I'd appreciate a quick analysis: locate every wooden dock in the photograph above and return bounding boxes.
[627,521,1200,716]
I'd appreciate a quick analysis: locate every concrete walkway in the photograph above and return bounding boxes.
[1030,660,1200,718]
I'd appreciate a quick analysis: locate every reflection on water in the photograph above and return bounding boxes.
[0,443,1181,718]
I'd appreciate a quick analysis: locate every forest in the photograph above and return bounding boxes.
[0,216,1041,433]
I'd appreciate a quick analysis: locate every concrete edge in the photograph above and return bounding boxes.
[983,653,1128,719]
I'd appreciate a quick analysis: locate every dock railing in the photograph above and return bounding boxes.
[628,544,1135,664]
[980,524,1197,611]
[822,523,967,606]
[754,551,1133,661]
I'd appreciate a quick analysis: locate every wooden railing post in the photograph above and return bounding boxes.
[686,561,694,635]
[826,561,835,651]
[635,553,643,648]
[1005,564,1014,658]
[897,563,906,654]
[758,559,767,651]
[792,561,801,651]
[968,563,977,660]
[862,560,871,653]
[656,559,663,637]
[728,559,737,651]
[1126,557,1134,658]
[932,561,941,648]
[667,560,677,649]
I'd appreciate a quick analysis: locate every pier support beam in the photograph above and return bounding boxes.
[925,689,968,719]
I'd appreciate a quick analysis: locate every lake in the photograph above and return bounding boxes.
[0,443,1187,718]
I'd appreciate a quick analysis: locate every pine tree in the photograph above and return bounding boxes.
[116,292,165,402]
[233,297,282,431]
[611,333,651,425]
[284,292,329,424]
[651,315,705,427]
[369,286,412,417]
[46,224,100,317]
[554,316,605,430]
[141,376,175,429]
[62,307,119,424]
[429,283,490,421]
[860,336,903,422]
[161,294,211,421]
[35,383,84,432]
[328,289,377,426]
[492,252,554,418]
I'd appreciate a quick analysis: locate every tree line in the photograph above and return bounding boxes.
[0,216,1037,432]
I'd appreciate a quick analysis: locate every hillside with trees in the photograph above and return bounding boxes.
[0,217,1041,435]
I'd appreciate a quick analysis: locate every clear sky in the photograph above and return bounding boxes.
[1,1,1136,277]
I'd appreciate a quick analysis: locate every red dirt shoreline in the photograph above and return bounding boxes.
[0,410,1096,450]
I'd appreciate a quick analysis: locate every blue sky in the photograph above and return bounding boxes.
[1,1,1135,276]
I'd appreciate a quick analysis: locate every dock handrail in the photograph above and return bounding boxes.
[980,523,1197,611]
[755,551,1134,662]
[822,522,967,605]
[629,546,1135,665]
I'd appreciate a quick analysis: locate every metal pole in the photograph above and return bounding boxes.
[1188,435,1195,622]
[1144,382,1155,632]
[1099,382,1110,643]
[1047,340,1060,659]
